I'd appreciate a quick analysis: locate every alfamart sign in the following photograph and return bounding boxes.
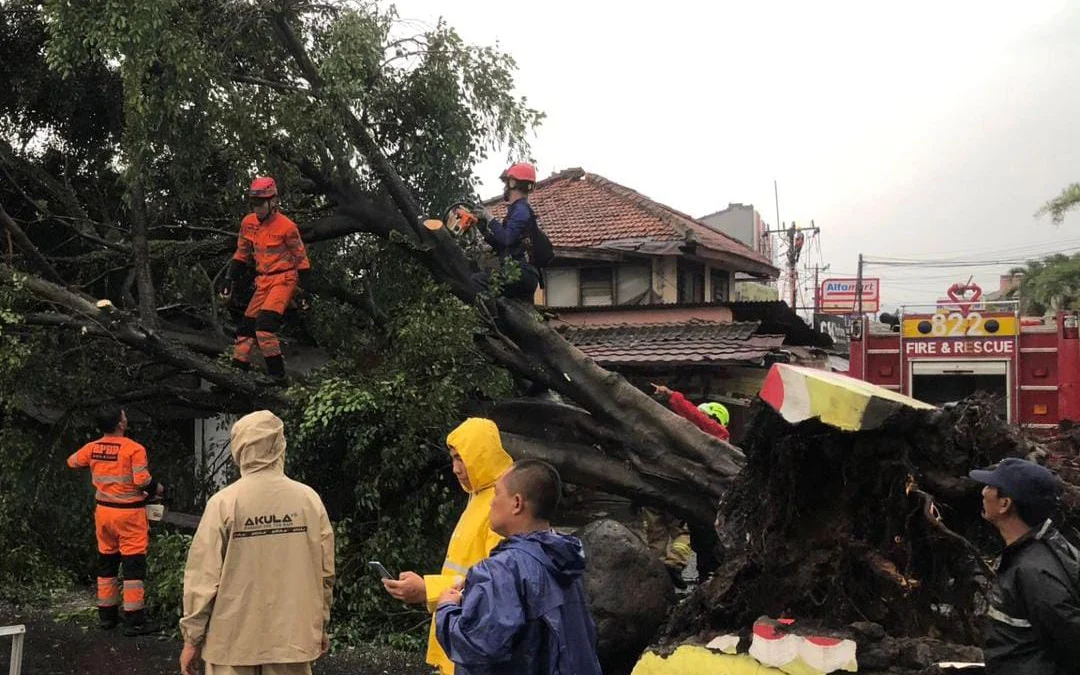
[819,278,880,314]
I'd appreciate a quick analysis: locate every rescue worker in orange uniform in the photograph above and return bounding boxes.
[220,176,311,384]
[67,405,164,635]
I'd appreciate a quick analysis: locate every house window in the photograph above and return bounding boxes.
[616,264,652,305]
[580,267,614,306]
[678,260,705,304]
[543,268,580,306]
[711,270,730,303]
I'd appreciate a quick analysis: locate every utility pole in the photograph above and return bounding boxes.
[855,253,864,316]
[812,263,831,313]
[764,219,820,311]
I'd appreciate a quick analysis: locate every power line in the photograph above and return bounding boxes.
[866,246,1080,268]
[868,237,1080,262]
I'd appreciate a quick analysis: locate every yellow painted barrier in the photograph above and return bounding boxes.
[632,646,787,675]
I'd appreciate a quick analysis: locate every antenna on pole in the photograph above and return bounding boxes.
[773,180,781,243]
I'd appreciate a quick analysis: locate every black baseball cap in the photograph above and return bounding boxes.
[969,458,1061,506]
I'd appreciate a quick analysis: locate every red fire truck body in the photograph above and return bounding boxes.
[848,287,1080,431]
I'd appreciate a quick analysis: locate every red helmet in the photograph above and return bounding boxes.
[249,176,277,199]
[500,163,537,185]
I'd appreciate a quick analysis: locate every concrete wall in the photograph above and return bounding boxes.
[735,280,780,301]
[541,256,738,306]
[701,204,756,251]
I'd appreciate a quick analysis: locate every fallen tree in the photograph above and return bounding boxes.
[656,392,1080,670]
[1,0,742,534]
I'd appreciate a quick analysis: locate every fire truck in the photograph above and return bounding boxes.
[847,283,1080,431]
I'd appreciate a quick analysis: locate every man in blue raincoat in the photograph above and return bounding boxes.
[434,459,602,675]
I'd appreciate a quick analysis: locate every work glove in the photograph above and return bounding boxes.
[296,269,314,310]
[219,259,247,300]
[479,207,495,224]
[296,288,313,311]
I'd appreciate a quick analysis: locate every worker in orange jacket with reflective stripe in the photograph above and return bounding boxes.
[220,176,312,384]
[67,405,164,635]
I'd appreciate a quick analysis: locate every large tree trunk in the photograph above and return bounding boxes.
[127,175,157,326]
[260,10,747,529]
[1,7,744,537]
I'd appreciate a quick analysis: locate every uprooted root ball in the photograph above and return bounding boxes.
[663,394,1077,648]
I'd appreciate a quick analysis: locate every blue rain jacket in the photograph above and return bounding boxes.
[483,199,533,265]
[435,530,603,675]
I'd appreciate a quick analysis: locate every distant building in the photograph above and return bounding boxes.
[985,272,1024,302]
[487,168,829,434]
[699,203,778,301]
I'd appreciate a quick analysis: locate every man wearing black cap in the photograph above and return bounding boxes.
[969,457,1080,674]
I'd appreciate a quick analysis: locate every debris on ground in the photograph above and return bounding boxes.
[652,390,1078,673]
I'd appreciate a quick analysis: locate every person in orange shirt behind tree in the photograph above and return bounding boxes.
[219,176,312,385]
[67,405,165,636]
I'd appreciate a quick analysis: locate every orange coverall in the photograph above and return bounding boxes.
[230,211,310,365]
[68,436,157,621]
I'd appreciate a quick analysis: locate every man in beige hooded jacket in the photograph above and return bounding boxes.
[179,410,335,675]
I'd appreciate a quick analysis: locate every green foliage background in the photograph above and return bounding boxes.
[0,0,533,650]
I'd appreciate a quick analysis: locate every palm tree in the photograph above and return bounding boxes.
[1007,253,1080,315]
[1036,183,1080,224]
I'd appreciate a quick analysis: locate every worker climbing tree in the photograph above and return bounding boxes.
[220,177,312,385]
[473,163,553,302]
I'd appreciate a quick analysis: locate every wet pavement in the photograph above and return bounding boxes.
[0,593,430,675]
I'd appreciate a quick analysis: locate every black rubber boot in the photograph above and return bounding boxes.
[264,355,288,386]
[98,605,119,630]
[121,609,155,636]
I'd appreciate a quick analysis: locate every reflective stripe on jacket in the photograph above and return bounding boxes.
[67,436,153,506]
[983,520,1080,675]
[425,418,513,675]
[232,212,311,276]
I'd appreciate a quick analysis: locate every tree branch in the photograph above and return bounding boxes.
[501,432,716,526]
[0,142,94,226]
[0,200,67,286]
[266,7,425,228]
[5,267,286,406]
[128,176,158,326]
[23,313,230,356]
[0,148,130,253]
[231,72,308,93]
[84,385,249,413]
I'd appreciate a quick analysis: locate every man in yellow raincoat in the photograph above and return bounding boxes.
[382,417,513,675]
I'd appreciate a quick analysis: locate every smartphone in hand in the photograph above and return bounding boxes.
[368,561,393,580]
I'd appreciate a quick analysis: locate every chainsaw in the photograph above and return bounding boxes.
[145,491,202,530]
[423,201,482,237]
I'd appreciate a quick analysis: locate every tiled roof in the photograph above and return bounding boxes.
[487,168,777,276]
[557,320,787,366]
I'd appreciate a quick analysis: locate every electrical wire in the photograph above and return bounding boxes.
[865,246,1080,268]
[869,237,1080,263]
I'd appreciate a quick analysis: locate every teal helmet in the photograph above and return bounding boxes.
[697,401,730,427]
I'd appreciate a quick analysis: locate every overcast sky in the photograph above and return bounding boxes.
[390,0,1080,312]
